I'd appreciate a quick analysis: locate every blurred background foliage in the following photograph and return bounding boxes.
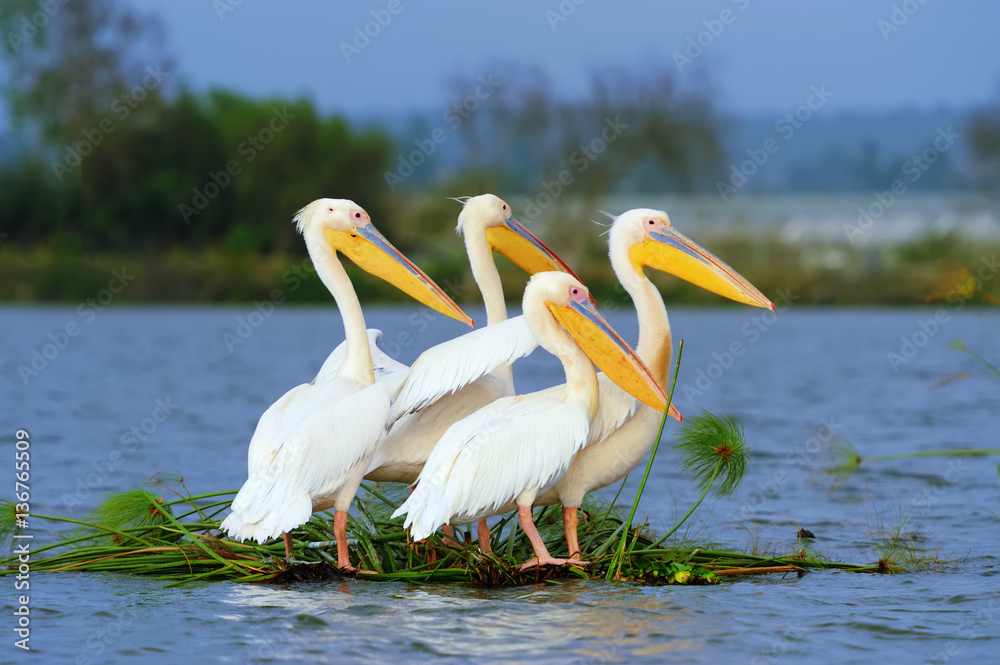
[1,0,999,305]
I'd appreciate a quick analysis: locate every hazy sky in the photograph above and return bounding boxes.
[121,0,1000,118]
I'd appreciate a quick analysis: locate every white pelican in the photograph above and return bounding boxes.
[533,209,773,556]
[388,209,773,559]
[366,194,577,484]
[310,194,577,544]
[393,272,669,570]
[220,199,473,571]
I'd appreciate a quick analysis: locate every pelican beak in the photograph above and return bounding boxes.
[630,227,774,310]
[546,293,669,412]
[486,217,596,304]
[325,224,474,327]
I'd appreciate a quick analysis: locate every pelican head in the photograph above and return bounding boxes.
[612,209,774,310]
[294,198,473,326]
[456,194,580,279]
[526,272,669,412]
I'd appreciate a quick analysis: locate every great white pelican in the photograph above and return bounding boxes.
[388,209,772,558]
[393,271,668,570]
[220,198,472,571]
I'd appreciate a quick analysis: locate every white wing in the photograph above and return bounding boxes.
[392,394,590,540]
[312,328,409,390]
[222,380,391,543]
[247,329,407,475]
[387,316,539,425]
[246,383,311,475]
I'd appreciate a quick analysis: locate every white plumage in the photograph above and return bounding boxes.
[398,394,588,540]
[222,379,390,543]
[534,209,773,556]
[363,193,575,492]
[392,271,667,570]
[221,198,472,570]
[311,328,409,390]
[387,209,772,560]
[386,316,538,426]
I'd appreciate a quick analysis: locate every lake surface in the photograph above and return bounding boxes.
[2,304,998,664]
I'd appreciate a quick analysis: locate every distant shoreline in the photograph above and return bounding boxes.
[3,234,998,306]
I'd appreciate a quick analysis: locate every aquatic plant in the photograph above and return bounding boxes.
[825,435,1000,489]
[0,476,883,588]
[605,340,686,579]
[606,341,752,578]
[949,338,1000,380]
[862,490,946,572]
[0,343,880,587]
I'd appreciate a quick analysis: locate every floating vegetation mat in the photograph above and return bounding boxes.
[0,480,882,588]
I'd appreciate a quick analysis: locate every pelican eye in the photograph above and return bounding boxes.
[354,212,362,219]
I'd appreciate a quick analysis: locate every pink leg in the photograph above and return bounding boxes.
[283,532,294,561]
[334,511,354,571]
[562,506,588,562]
[518,506,587,571]
[477,520,492,553]
[441,524,462,548]
[334,511,374,574]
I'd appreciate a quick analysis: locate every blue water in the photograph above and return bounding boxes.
[2,304,998,663]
